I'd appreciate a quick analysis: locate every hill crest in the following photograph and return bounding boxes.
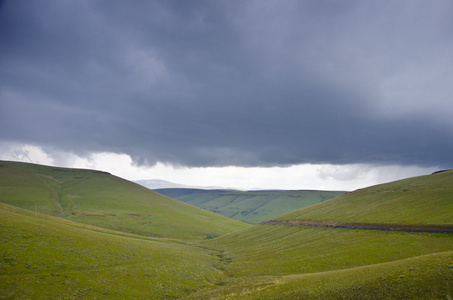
[274,170,453,226]
[0,160,249,240]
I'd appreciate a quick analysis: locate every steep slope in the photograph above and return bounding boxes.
[0,161,249,240]
[274,169,453,226]
[155,188,346,224]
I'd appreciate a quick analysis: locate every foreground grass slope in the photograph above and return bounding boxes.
[0,203,227,299]
[196,222,453,299]
[203,225,453,278]
[2,162,452,299]
[191,171,453,298]
[190,247,453,299]
[276,170,453,225]
[0,161,249,240]
[155,188,346,224]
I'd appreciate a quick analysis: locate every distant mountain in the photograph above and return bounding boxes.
[135,178,242,190]
[135,179,196,189]
[155,188,347,224]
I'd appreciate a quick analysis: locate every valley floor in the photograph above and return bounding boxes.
[191,224,453,299]
[2,204,453,299]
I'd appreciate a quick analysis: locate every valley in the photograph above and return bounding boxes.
[1,161,452,299]
[155,188,346,224]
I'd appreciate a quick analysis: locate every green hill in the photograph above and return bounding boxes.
[0,203,228,299]
[0,161,249,240]
[196,225,453,299]
[274,169,453,226]
[155,188,346,224]
[2,162,453,299]
[190,170,453,298]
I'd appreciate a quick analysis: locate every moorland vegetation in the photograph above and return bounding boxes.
[0,161,248,240]
[155,188,346,224]
[1,161,452,299]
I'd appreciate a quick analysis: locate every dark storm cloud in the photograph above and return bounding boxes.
[1,0,453,168]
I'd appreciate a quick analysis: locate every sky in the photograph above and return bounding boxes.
[0,0,452,191]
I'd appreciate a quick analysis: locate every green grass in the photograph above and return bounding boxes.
[202,224,453,277]
[0,161,249,240]
[188,250,453,299]
[2,161,453,299]
[193,224,453,299]
[155,189,346,224]
[3,202,452,299]
[0,203,227,299]
[276,170,453,225]
[189,170,453,298]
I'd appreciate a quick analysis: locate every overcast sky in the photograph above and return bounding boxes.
[1,1,452,190]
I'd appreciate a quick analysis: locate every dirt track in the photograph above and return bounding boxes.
[261,220,453,234]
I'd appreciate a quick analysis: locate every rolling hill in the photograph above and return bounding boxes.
[0,161,249,240]
[136,178,238,190]
[2,161,453,299]
[191,171,453,298]
[155,188,346,224]
[197,225,453,299]
[0,202,229,299]
[274,169,453,226]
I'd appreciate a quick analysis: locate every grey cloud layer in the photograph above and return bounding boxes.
[1,0,453,167]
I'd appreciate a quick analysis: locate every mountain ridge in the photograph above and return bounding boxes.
[135,178,245,190]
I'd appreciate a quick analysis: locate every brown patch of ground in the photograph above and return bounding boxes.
[73,212,117,217]
[262,220,453,234]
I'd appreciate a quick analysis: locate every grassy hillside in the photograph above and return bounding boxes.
[155,188,346,224]
[202,225,453,278]
[2,162,453,299]
[0,161,249,240]
[190,247,453,299]
[188,171,453,298]
[0,203,228,299]
[194,223,453,298]
[274,170,453,225]
[3,201,451,299]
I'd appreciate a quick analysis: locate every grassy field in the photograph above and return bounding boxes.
[0,203,230,299]
[155,188,346,224]
[0,161,249,240]
[275,170,453,225]
[1,161,452,299]
[202,224,453,276]
[191,224,453,298]
[188,249,453,299]
[187,170,453,298]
